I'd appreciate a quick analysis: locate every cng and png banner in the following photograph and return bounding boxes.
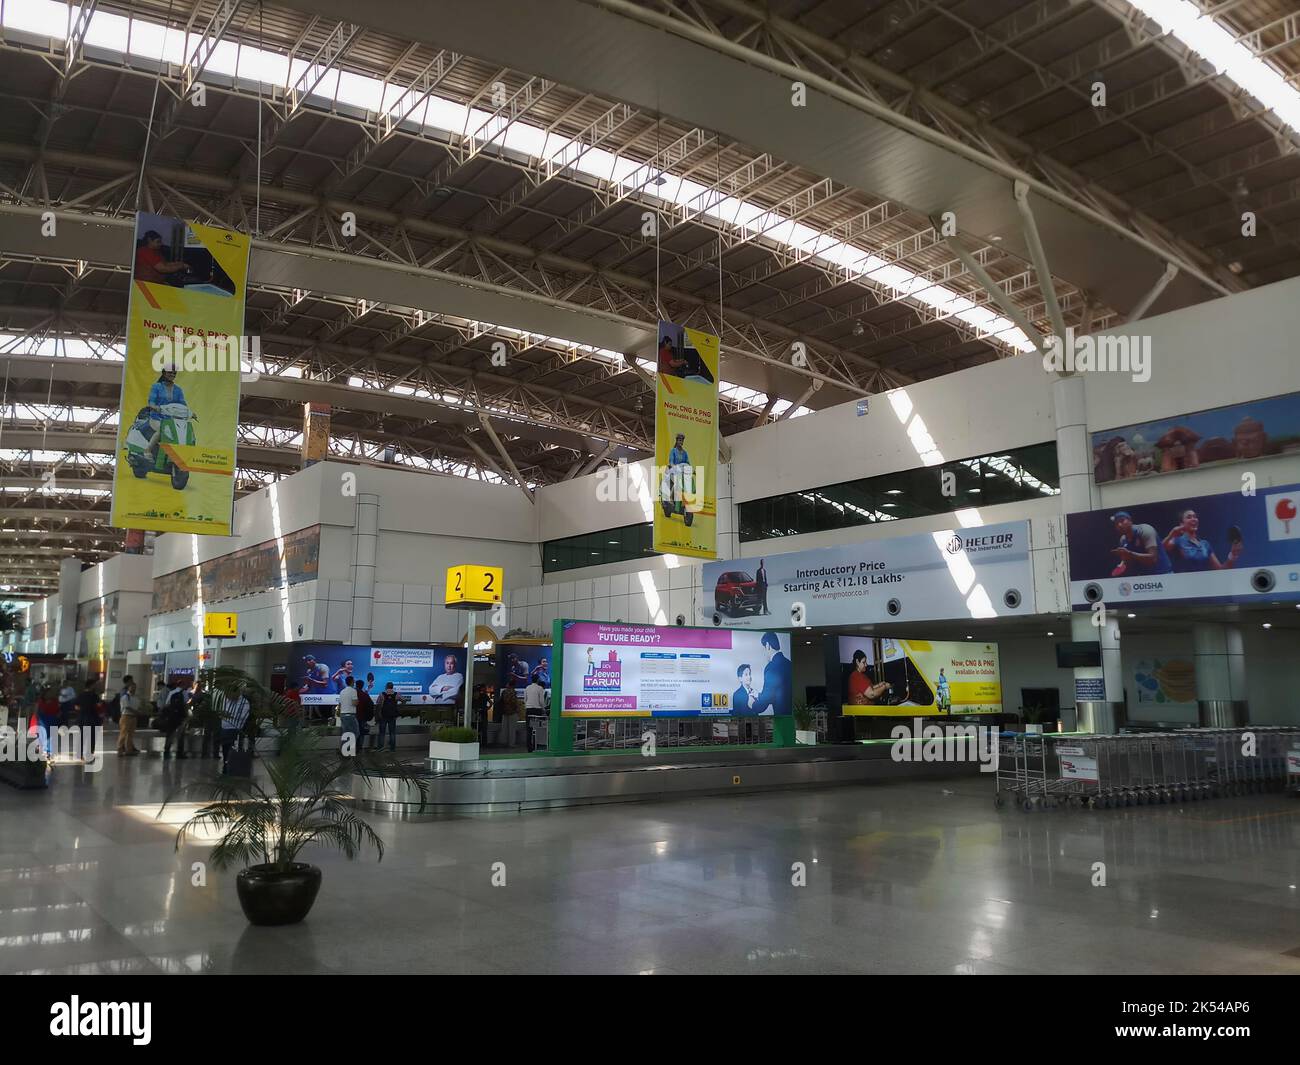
[653,319,718,559]
[110,212,250,536]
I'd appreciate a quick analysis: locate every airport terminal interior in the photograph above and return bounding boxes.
[1,0,1299,979]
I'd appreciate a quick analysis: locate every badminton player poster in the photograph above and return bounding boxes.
[110,212,249,536]
[1067,483,1300,606]
[653,319,718,559]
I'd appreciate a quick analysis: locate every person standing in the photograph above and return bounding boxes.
[756,559,769,615]
[58,681,77,726]
[76,678,101,758]
[36,686,60,757]
[524,675,547,751]
[376,682,400,752]
[161,681,189,759]
[496,684,519,749]
[193,682,222,759]
[337,676,359,754]
[219,685,251,774]
[355,680,375,752]
[116,676,142,756]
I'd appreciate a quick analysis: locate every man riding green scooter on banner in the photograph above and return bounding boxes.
[123,362,199,490]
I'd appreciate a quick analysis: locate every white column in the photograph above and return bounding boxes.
[1055,374,1123,731]
[1052,374,1097,515]
[1070,610,1124,733]
[54,557,82,658]
[1193,622,1249,726]
[349,493,379,645]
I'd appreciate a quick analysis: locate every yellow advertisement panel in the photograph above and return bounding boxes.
[110,213,250,536]
[835,636,1003,716]
[653,320,718,559]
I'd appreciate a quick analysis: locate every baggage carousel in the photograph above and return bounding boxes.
[354,743,978,813]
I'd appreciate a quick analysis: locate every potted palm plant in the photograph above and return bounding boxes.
[164,668,427,926]
[792,698,818,746]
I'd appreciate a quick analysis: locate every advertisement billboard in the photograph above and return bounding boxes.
[832,636,1002,717]
[701,520,1035,628]
[1132,657,1198,713]
[559,620,791,717]
[1093,391,1300,485]
[496,642,552,694]
[1066,483,1300,606]
[151,525,320,614]
[290,644,468,706]
[111,213,250,536]
[653,319,718,560]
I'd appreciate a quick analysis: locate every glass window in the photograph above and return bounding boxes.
[542,443,1059,566]
[737,442,1058,543]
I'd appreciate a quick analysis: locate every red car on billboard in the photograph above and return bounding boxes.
[713,570,760,616]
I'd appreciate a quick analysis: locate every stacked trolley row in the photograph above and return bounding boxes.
[995,727,1300,811]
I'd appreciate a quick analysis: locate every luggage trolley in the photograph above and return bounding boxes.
[1053,738,1102,808]
[994,732,1053,811]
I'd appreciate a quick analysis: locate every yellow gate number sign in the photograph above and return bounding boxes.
[203,612,238,638]
[444,565,504,608]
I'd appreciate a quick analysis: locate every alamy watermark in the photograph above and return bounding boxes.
[148,324,261,380]
[1042,327,1151,383]
[890,718,999,773]
[0,724,104,772]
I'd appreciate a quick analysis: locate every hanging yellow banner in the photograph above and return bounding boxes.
[653,320,718,559]
[110,213,250,536]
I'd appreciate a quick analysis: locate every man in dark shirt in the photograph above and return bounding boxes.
[76,679,101,757]
[355,680,375,752]
[376,682,401,751]
[756,559,769,614]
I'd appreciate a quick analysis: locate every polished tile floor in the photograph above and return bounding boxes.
[1,754,1298,974]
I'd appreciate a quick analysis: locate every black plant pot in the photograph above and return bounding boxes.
[235,863,322,926]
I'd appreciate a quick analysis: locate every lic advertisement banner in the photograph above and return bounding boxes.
[110,212,250,537]
[653,319,718,560]
[1067,483,1300,607]
[291,645,468,706]
[700,520,1035,628]
[831,636,1002,717]
[559,620,791,717]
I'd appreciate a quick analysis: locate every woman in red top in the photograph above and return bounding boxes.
[134,230,191,285]
[846,650,892,706]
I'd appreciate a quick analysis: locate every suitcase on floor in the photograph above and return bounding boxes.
[225,750,253,778]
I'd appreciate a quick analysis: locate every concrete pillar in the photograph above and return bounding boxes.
[1193,622,1249,726]
[53,557,82,657]
[1052,374,1098,515]
[349,493,379,645]
[1071,610,1125,733]
[1054,374,1122,732]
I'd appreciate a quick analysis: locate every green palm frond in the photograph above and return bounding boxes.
[161,668,429,871]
